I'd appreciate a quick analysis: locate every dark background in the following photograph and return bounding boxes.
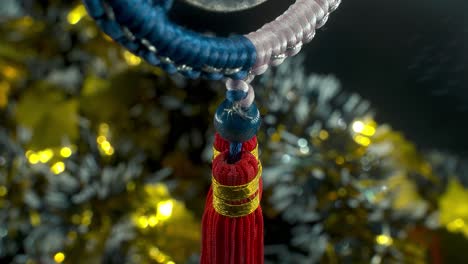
[172,0,468,157]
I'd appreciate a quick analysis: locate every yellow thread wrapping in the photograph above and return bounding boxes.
[211,145,261,217]
[251,146,259,159]
[213,192,260,218]
[212,165,262,201]
[213,148,220,159]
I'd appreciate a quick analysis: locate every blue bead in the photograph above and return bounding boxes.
[214,99,261,143]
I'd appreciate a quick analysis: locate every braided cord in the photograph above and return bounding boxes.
[224,0,341,109]
[83,0,256,80]
[84,0,341,108]
[245,0,341,77]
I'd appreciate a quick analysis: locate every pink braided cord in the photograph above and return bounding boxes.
[247,0,340,76]
[226,0,341,107]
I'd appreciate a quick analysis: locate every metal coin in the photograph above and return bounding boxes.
[182,0,268,12]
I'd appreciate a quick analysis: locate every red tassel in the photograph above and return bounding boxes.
[201,135,263,264]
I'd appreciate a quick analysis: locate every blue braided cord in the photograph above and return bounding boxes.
[116,37,141,53]
[165,29,188,63]
[84,0,105,17]
[151,0,173,11]
[230,69,249,80]
[133,11,158,39]
[180,30,202,67]
[83,0,257,80]
[203,37,218,68]
[96,19,124,39]
[228,142,243,164]
[214,39,229,70]
[149,0,255,73]
[225,38,240,69]
[138,49,161,65]
[161,62,177,74]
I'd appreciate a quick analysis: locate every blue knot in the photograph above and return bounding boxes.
[214,99,261,143]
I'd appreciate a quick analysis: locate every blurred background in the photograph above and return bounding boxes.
[0,0,467,263]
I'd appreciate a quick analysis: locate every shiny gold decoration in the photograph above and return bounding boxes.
[123,50,142,66]
[16,85,79,149]
[212,164,262,217]
[96,123,115,156]
[212,147,219,158]
[27,152,40,164]
[70,209,93,226]
[376,234,393,246]
[126,181,136,192]
[156,200,174,220]
[353,134,371,147]
[211,144,262,217]
[335,156,345,165]
[439,178,468,238]
[1,65,21,81]
[212,164,261,201]
[213,190,260,218]
[352,119,377,136]
[59,147,73,158]
[134,185,188,226]
[0,7,202,264]
[25,146,74,176]
[352,120,365,133]
[53,252,66,263]
[148,247,171,263]
[29,211,41,226]
[132,184,200,263]
[351,119,376,146]
[386,174,425,211]
[0,81,10,108]
[319,130,329,140]
[51,161,66,174]
[67,4,87,25]
[0,186,7,197]
[39,149,54,163]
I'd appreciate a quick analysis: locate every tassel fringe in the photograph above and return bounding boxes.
[201,134,263,264]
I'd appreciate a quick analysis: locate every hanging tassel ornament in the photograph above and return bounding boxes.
[201,82,263,264]
[82,0,341,263]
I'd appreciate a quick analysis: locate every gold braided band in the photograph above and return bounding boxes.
[211,145,261,218]
[212,164,262,201]
[213,190,260,217]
